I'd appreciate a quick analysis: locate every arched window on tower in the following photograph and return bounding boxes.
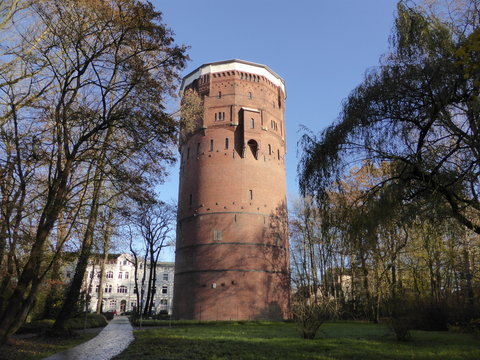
[247,139,258,160]
[250,118,254,129]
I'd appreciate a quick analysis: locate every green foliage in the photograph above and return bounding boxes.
[298,1,480,235]
[64,313,108,330]
[16,313,107,337]
[102,311,115,321]
[17,319,55,334]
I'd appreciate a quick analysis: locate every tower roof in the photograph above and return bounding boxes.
[180,59,286,97]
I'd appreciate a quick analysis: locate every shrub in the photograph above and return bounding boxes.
[293,300,335,340]
[415,303,449,331]
[17,319,55,334]
[65,313,108,330]
[389,316,412,341]
[387,295,413,341]
[102,311,115,321]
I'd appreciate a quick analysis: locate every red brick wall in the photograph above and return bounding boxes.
[173,63,290,320]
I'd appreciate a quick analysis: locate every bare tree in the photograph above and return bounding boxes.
[130,201,175,318]
[0,0,186,342]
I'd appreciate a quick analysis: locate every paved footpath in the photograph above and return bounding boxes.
[44,316,134,360]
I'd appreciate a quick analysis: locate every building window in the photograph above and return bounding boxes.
[213,230,222,242]
[125,272,129,279]
[162,286,168,294]
[97,272,101,278]
[95,285,99,293]
[123,260,127,265]
[105,285,112,293]
[197,142,201,154]
[271,120,278,131]
[217,91,222,98]
[189,194,192,207]
[210,139,214,152]
[277,149,280,160]
[117,285,128,294]
[215,112,225,121]
[118,272,122,279]
[163,273,169,281]
[248,92,252,99]
[250,118,254,129]
[106,271,113,279]
[160,299,168,310]
[268,144,271,155]
[225,138,229,149]
[249,190,253,200]
[110,299,116,307]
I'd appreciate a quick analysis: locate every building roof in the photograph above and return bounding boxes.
[180,59,286,96]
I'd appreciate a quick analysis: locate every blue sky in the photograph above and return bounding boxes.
[150,0,399,260]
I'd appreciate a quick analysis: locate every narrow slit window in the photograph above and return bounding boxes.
[277,149,280,160]
[268,144,271,155]
[197,142,201,154]
[249,190,253,200]
[250,118,254,128]
[213,230,222,242]
[225,138,229,149]
[189,194,192,207]
[248,92,252,99]
[210,139,214,152]
[217,91,222,98]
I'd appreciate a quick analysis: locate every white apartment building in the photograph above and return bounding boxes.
[65,253,175,315]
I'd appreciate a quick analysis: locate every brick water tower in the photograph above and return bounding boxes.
[173,59,290,320]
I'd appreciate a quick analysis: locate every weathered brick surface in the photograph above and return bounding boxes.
[173,60,290,320]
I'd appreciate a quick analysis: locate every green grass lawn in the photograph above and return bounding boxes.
[114,321,480,360]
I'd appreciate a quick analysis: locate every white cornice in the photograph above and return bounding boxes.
[180,59,286,97]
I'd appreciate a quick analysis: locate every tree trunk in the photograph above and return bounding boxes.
[43,217,66,319]
[96,205,114,314]
[53,169,105,330]
[53,123,113,331]
[0,163,71,343]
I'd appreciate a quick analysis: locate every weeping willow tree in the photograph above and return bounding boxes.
[298,0,480,235]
